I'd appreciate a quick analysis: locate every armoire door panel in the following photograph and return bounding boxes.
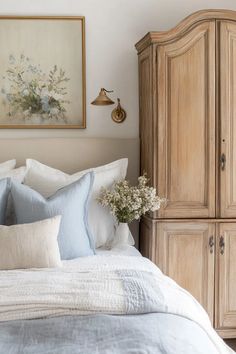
[157,222,215,323]
[216,223,236,329]
[157,21,216,218]
[138,47,156,187]
[219,21,236,217]
[139,217,157,262]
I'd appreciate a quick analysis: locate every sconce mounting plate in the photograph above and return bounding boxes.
[111,98,126,123]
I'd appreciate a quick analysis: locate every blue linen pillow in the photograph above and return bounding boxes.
[0,178,11,224]
[11,172,95,260]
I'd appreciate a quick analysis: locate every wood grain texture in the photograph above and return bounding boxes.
[157,21,215,218]
[135,9,236,53]
[137,9,236,338]
[219,21,236,217]
[156,221,215,323]
[215,223,236,332]
[138,47,155,186]
[139,217,157,262]
[224,339,236,350]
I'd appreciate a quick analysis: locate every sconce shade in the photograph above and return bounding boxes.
[91,88,115,105]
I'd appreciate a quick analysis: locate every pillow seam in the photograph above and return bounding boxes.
[83,172,95,254]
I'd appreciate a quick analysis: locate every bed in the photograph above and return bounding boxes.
[0,138,234,354]
[0,245,233,354]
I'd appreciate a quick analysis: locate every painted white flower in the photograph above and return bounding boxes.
[41,88,50,97]
[23,109,31,117]
[50,107,59,115]
[52,92,63,100]
[22,89,29,96]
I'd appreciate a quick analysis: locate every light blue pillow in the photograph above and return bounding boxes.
[0,178,11,224]
[11,172,95,260]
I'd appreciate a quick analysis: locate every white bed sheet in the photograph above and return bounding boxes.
[95,245,141,257]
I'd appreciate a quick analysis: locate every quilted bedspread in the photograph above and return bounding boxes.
[0,255,233,353]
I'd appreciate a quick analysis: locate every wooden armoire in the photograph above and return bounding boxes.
[136,9,236,338]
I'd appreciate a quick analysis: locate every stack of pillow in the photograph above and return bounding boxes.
[0,158,134,271]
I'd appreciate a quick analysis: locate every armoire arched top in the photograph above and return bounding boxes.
[135,9,236,53]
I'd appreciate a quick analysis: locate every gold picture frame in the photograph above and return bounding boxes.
[0,16,86,129]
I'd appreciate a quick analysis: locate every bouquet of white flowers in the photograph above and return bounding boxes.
[98,174,166,224]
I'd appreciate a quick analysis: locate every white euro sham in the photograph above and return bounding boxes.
[0,160,16,174]
[0,166,26,182]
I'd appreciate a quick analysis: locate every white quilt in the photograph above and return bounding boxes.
[0,255,233,354]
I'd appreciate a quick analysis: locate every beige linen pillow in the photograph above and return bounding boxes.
[0,216,62,270]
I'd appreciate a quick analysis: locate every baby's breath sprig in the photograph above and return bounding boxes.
[98,174,166,224]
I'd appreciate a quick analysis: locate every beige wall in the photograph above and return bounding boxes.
[0,0,235,140]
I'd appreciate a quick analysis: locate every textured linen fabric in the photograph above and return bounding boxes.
[95,244,141,257]
[0,216,62,270]
[24,158,129,248]
[0,178,11,224]
[0,166,27,225]
[0,314,221,354]
[0,166,26,181]
[0,255,233,353]
[11,172,95,260]
[0,160,16,174]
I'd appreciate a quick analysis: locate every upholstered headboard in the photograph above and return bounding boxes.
[0,137,140,244]
[0,137,139,183]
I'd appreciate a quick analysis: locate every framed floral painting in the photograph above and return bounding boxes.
[0,16,86,129]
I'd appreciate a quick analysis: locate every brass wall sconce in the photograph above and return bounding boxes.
[91,88,127,123]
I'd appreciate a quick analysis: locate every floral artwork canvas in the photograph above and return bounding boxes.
[0,17,86,128]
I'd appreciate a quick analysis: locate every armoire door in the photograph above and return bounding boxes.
[216,223,236,334]
[219,21,236,218]
[157,21,216,218]
[157,222,215,323]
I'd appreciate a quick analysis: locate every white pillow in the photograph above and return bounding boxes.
[0,216,62,270]
[0,160,16,174]
[0,166,26,182]
[24,159,128,248]
[0,166,27,225]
